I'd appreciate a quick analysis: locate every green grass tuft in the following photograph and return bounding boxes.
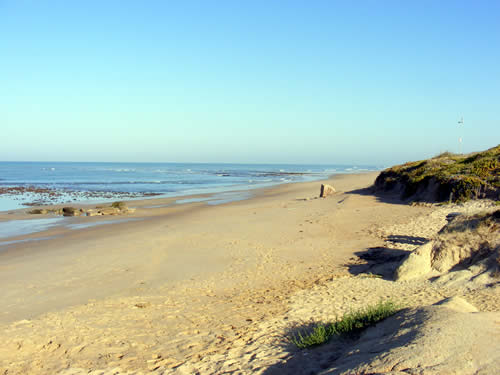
[290,300,400,349]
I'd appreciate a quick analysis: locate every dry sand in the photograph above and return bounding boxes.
[0,172,498,374]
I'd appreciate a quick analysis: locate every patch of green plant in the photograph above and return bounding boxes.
[375,144,499,203]
[290,300,400,349]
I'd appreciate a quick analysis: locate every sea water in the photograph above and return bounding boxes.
[0,161,381,211]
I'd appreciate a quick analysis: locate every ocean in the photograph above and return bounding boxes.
[0,161,381,211]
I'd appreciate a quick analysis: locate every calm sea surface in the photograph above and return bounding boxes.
[0,162,381,211]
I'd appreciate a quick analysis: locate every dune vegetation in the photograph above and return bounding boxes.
[374,145,499,203]
[290,300,399,349]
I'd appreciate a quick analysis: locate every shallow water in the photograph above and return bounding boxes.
[0,236,56,248]
[0,218,64,239]
[65,218,142,230]
[174,197,213,205]
[206,191,252,205]
[0,217,144,245]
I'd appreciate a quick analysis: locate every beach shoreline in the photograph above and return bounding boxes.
[0,171,497,374]
[0,161,375,212]
[0,171,367,242]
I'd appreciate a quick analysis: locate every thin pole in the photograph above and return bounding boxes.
[458,116,464,154]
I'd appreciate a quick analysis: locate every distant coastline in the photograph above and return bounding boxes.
[0,161,382,211]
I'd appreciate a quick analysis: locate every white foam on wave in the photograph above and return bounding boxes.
[104,168,136,173]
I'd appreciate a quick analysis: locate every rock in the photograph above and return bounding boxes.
[62,207,81,217]
[27,209,48,214]
[111,201,128,210]
[320,184,336,198]
[97,207,120,216]
[95,203,134,215]
[85,209,99,217]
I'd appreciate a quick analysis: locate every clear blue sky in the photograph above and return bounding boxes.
[1,1,499,165]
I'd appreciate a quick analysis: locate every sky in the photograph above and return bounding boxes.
[1,1,499,165]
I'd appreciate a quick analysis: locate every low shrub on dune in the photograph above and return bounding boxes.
[374,145,499,203]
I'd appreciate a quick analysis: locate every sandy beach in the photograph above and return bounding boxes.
[0,172,498,375]
[4,1,499,372]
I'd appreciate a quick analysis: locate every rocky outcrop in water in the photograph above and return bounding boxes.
[27,202,135,217]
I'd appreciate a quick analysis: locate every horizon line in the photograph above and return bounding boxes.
[0,160,383,167]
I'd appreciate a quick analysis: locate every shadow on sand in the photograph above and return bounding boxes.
[261,308,424,374]
[345,186,407,205]
[386,234,428,246]
[346,246,410,280]
[260,322,348,375]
